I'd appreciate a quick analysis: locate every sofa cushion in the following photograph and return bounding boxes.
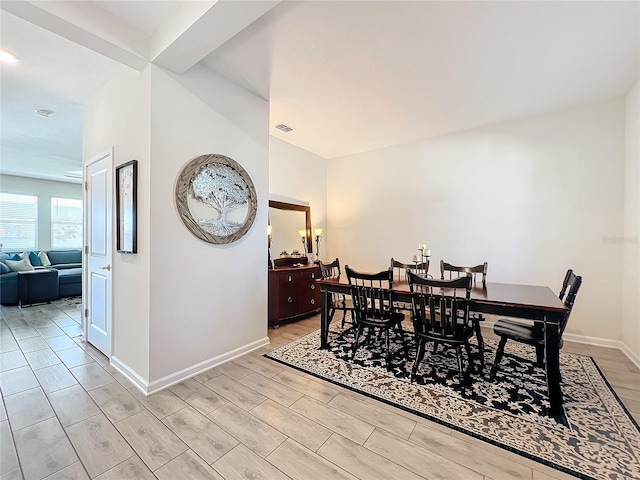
[46,250,82,265]
[52,263,82,270]
[28,251,42,267]
[0,262,10,274]
[39,251,52,266]
[57,268,82,284]
[6,258,35,272]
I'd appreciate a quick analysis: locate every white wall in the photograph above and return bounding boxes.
[0,175,82,250]
[148,65,269,383]
[269,137,328,259]
[84,64,270,388]
[84,67,152,381]
[623,79,640,363]
[328,99,625,342]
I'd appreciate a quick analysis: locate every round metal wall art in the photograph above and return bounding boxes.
[175,154,257,244]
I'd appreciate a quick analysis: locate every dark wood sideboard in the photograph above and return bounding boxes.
[268,264,321,328]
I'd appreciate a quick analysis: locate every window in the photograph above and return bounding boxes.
[0,193,38,251]
[51,198,83,249]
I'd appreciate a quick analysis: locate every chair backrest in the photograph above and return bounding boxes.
[318,258,341,279]
[408,272,472,341]
[440,260,487,286]
[559,269,582,336]
[345,265,393,289]
[346,266,393,322]
[390,258,429,283]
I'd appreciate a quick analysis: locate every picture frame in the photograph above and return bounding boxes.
[116,159,137,253]
[175,154,257,244]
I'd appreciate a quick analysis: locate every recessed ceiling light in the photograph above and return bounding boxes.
[0,50,19,63]
[275,123,294,133]
[35,109,54,118]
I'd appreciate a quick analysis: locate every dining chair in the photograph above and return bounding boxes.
[408,272,475,388]
[489,269,582,380]
[345,265,409,371]
[317,258,354,328]
[440,260,488,370]
[390,258,430,311]
[390,258,430,282]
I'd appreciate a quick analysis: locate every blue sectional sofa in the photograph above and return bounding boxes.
[0,249,82,306]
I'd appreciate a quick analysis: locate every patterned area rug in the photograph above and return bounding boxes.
[265,326,640,480]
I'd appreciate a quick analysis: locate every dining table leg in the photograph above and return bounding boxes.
[545,318,568,427]
[320,288,330,349]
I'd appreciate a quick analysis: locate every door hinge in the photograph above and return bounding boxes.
[84,245,88,254]
[84,308,88,318]
[84,181,88,191]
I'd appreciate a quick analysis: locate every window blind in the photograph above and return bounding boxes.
[0,193,38,251]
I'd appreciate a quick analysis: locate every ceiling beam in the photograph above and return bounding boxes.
[1,0,149,70]
[150,0,280,75]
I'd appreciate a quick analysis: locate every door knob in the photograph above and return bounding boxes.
[100,265,111,271]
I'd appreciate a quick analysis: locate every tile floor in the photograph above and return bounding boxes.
[1,299,639,480]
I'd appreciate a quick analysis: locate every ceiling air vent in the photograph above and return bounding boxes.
[275,123,293,133]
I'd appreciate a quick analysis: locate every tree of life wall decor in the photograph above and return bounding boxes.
[175,154,257,244]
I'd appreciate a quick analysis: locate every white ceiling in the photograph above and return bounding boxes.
[1,1,638,183]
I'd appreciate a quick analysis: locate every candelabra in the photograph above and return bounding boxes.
[417,243,431,265]
[314,228,323,261]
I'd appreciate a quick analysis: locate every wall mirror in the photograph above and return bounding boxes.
[269,200,312,262]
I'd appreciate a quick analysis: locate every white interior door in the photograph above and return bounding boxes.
[84,149,113,357]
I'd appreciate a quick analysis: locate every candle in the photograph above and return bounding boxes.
[412,254,418,262]
[425,249,431,256]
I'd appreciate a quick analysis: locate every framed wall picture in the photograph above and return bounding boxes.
[116,159,137,253]
[175,154,257,244]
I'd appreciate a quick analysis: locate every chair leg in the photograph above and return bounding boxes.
[474,319,485,371]
[412,338,426,382]
[535,344,545,367]
[384,328,392,371]
[455,345,465,387]
[352,325,363,360]
[464,342,474,373]
[490,336,508,380]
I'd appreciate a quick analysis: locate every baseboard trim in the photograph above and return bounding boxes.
[109,356,149,395]
[110,336,270,396]
[483,318,640,370]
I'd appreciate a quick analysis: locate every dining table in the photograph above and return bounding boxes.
[317,276,570,426]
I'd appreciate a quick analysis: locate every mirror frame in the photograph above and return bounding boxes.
[269,200,313,254]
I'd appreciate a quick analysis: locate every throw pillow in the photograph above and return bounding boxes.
[5,258,35,272]
[0,262,10,274]
[38,251,52,267]
[29,251,42,267]
[9,253,22,261]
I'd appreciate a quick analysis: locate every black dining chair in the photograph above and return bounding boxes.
[390,258,430,311]
[489,269,582,380]
[390,258,430,282]
[408,272,475,388]
[317,258,354,328]
[440,260,488,370]
[346,266,409,371]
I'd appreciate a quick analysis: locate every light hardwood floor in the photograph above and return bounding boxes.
[1,300,638,480]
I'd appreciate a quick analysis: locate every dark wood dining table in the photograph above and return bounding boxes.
[317,276,570,426]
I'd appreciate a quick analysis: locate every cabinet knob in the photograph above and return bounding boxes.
[311,273,315,279]
[287,297,293,303]
[310,284,315,290]
[310,299,315,305]
[288,275,292,282]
